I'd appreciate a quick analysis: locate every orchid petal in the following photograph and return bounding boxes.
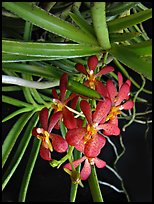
[52,88,59,99]
[97,133,106,150]
[95,80,108,98]
[74,138,85,153]
[32,127,38,136]
[50,133,68,153]
[88,55,98,71]
[106,80,117,103]
[60,73,68,102]
[71,95,79,110]
[98,123,120,136]
[95,66,114,77]
[80,100,92,124]
[66,128,86,146]
[64,93,77,105]
[80,159,91,180]
[109,117,119,126]
[75,63,88,75]
[118,72,123,90]
[63,107,77,129]
[94,157,106,168]
[93,98,111,124]
[48,111,62,133]
[84,135,103,158]
[39,108,48,130]
[63,156,86,171]
[40,144,52,161]
[115,83,130,106]
[126,79,131,87]
[120,101,134,110]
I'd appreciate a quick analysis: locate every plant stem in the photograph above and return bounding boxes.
[88,165,104,202]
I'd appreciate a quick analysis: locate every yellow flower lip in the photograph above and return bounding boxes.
[106,106,121,121]
[36,129,53,152]
[52,98,63,112]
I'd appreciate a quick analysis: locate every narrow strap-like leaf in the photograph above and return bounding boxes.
[2,40,102,57]
[110,32,141,43]
[2,113,39,190]
[2,111,35,167]
[2,2,98,45]
[2,95,33,107]
[18,137,41,202]
[108,8,152,33]
[67,78,101,99]
[110,43,152,81]
[91,2,111,50]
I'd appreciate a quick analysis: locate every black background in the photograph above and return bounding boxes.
[2,2,152,202]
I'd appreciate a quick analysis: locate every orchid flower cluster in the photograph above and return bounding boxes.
[32,55,134,184]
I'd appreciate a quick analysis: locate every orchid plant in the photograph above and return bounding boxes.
[2,2,152,202]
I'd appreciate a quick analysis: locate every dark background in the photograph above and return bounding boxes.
[2,2,152,202]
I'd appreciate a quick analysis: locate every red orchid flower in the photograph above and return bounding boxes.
[105,72,134,129]
[75,55,114,97]
[66,99,120,158]
[51,73,77,129]
[63,155,106,180]
[32,108,68,161]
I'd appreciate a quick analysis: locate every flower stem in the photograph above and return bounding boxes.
[88,165,104,202]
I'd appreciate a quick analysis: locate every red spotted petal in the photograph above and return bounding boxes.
[52,88,59,99]
[120,101,134,110]
[66,128,86,146]
[80,159,91,180]
[75,63,88,75]
[106,80,118,103]
[60,73,68,102]
[74,138,85,153]
[93,98,111,124]
[76,118,84,128]
[64,93,77,105]
[97,123,120,136]
[94,157,106,168]
[62,107,77,129]
[97,133,106,150]
[40,144,52,161]
[115,83,130,106]
[50,133,68,153]
[84,134,103,158]
[109,117,119,126]
[80,100,92,124]
[95,80,109,98]
[88,55,98,71]
[63,156,86,170]
[95,66,114,77]
[118,72,123,90]
[48,111,62,133]
[39,108,48,130]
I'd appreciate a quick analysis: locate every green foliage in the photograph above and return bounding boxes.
[2,2,152,202]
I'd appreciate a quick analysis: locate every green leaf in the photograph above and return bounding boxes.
[2,40,102,57]
[2,107,35,122]
[18,137,41,202]
[2,95,33,107]
[2,62,62,79]
[67,78,101,99]
[110,43,152,80]
[91,2,111,50]
[69,12,96,36]
[108,8,152,33]
[2,52,64,63]
[106,2,139,16]
[123,39,152,56]
[2,112,35,167]
[2,113,39,190]
[2,2,98,45]
[110,32,141,43]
